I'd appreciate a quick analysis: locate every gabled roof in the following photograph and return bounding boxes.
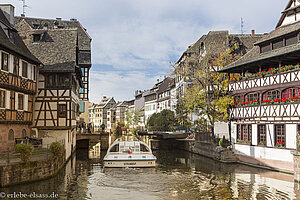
[220,21,300,72]
[15,16,91,51]
[276,0,299,28]
[0,9,40,64]
[177,30,263,64]
[157,77,175,94]
[15,19,78,66]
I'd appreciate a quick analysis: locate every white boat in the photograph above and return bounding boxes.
[103,139,156,168]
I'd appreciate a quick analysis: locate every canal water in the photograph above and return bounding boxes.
[1,142,300,200]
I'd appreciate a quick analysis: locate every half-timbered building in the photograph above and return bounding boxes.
[14,16,92,126]
[15,17,86,159]
[220,0,300,172]
[0,5,40,154]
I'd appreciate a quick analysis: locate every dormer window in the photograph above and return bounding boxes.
[33,24,39,29]
[33,34,41,42]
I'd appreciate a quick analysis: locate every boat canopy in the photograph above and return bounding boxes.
[108,141,151,153]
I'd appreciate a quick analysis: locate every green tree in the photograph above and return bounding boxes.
[147,109,176,131]
[174,41,242,134]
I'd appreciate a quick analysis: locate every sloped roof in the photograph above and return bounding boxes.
[157,77,175,94]
[15,25,78,66]
[220,21,300,72]
[177,30,263,64]
[0,10,40,64]
[15,16,91,51]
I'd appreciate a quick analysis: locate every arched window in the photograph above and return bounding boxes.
[262,90,280,101]
[245,92,259,102]
[282,88,300,99]
[22,129,26,138]
[8,129,14,141]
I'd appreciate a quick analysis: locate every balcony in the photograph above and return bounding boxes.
[231,102,300,120]
[0,71,36,95]
[229,66,300,93]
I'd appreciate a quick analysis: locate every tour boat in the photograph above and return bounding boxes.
[103,139,156,168]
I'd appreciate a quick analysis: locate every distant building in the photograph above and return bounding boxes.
[91,96,116,132]
[0,4,41,154]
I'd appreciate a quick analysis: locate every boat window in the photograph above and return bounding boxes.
[140,144,150,152]
[110,144,119,152]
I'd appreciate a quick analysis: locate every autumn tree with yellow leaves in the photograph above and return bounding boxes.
[174,41,242,134]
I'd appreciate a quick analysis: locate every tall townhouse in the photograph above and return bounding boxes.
[0,5,41,154]
[175,30,263,138]
[93,96,116,132]
[220,0,300,172]
[14,15,92,126]
[15,16,89,159]
[157,77,175,112]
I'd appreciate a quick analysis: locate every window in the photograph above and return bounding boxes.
[22,61,28,78]
[0,90,5,108]
[22,129,26,138]
[33,65,36,80]
[245,93,259,102]
[263,90,280,101]
[13,56,19,75]
[140,144,150,152]
[274,124,285,147]
[58,104,67,118]
[260,43,271,53]
[285,33,298,46]
[237,124,241,140]
[272,39,283,50]
[282,88,300,99]
[18,94,24,110]
[237,124,252,143]
[258,125,266,145]
[110,144,119,152]
[1,52,8,71]
[33,34,41,42]
[46,74,71,88]
[8,129,14,141]
[234,95,242,103]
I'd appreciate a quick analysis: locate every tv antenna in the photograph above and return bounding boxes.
[20,0,28,15]
[241,17,244,35]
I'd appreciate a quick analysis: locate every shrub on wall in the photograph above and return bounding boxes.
[15,143,34,163]
[50,142,64,158]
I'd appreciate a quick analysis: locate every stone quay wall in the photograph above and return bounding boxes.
[0,156,65,187]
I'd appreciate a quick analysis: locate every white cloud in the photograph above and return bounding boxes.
[3,0,289,103]
[89,70,162,103]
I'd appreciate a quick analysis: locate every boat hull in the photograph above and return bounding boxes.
[104,159,156,168]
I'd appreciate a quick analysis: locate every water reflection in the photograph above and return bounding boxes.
[1,141,300,200]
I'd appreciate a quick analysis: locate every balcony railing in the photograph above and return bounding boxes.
[231,102,300,119]
[229,68,300,92]
[0,71,36,95]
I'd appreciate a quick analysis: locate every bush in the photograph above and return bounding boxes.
[15,143,34,163]
[50,142,64,158]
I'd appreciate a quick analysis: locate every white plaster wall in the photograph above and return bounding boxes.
[214,121,229,139]
[234,144,293,162]
[286,124,296,149]
[252,124,257,145]
[282,14,296,26]
[266,124,274,147]
[39,129,75,160]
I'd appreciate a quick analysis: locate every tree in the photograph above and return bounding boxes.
[125,109,143,133]
[174,40,242,134]
[147,109,176,131]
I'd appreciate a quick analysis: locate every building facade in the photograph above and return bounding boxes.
[15,16,89,159]
[0,4,40,154]
[220,0,300,172]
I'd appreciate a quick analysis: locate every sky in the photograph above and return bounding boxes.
[4,0,287,103]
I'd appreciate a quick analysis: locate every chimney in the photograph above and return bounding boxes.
[251,29,255,36]
[21,14,25,18]
[70,18,77,22]
[56,17,62,21]
[0,4,15,26]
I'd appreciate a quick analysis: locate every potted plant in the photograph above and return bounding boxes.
[275,141,284,148]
